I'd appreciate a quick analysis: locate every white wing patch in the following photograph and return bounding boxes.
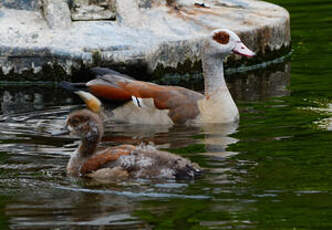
[136,156,153,168]
[119,155,136,169]
[111,99,174,125]
[160,168,175,179]
[131,96,144,108]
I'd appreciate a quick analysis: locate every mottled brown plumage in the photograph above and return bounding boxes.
[80,145,135,174]
[63,110,202,180]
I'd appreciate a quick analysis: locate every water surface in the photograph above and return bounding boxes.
[1,0,332,229]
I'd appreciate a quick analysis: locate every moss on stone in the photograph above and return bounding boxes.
[153,58,202,80]
[0,62,72,82]
[152,44,292,81]
[0,44,291,82]
[92,50,102,66]
[40,63,69,81]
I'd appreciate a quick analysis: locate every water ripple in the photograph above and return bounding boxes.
[56,186,211,199]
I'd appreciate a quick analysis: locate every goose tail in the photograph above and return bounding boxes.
[59,81,102,113]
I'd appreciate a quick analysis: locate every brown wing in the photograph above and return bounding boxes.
[80,145,136,175]
[87,69,204,123]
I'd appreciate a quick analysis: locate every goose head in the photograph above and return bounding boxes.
[204,29,255,58]
[65,109,103,142]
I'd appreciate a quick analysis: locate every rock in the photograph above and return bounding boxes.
[41,0,72,29]
[70,0,116,21]
[1,0,40,11]
[0,0,291,80]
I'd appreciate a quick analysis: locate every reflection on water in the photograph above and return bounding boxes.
[0,62,292,229]
[0,86,77,115]
[228,62,290,101]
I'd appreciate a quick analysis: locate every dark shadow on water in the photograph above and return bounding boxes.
[228,62,290,102]
[0,85,80,115]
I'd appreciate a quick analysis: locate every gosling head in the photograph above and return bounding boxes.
[65,109,104,141]
[206,29,255,57]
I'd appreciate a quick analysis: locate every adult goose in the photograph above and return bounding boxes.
[55,109,201,179]
[61,29,255,125]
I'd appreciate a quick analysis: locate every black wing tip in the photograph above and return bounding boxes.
[90,67,120,76]
[90,67,135,80]
[58,81,81,92]
[175,165,203,180]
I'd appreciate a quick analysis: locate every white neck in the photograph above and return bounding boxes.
[196,41,239,123]
[202,53,226,96]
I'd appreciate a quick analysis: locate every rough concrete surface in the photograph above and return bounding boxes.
[0,0,290,80]
[71,0,116,21]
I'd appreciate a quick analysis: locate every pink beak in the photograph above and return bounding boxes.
[232,41,255,57]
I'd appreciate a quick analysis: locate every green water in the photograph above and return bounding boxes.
[0,0,332,229]
[228,0,332,228]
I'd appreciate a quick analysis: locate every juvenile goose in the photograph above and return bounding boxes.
[61,29,255,125]
[57,109,201,180]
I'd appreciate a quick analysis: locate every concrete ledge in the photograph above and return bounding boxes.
[0,0,290,81]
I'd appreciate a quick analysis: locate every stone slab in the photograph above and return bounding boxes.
[70,0,116,21]
[1,0,40,11]
[0,0,290,80]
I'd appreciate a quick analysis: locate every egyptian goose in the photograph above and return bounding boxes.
[55,109,201,179]
[61,29,255,125]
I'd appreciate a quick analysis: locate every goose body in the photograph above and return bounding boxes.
[61,109,201,180]
[62,29,255,125]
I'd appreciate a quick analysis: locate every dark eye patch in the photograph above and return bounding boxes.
[213,31,230,44]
